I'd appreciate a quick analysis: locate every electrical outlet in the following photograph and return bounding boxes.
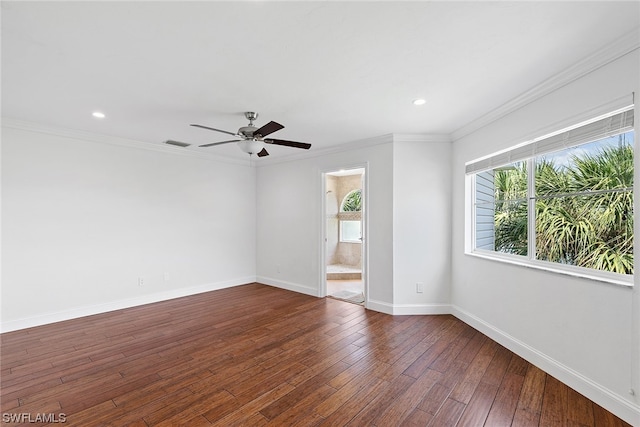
[416,282,424,293]
[163,272,170,281]
[138,277,145,286]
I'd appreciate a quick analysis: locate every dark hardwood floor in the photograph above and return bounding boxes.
[0,283,632,426]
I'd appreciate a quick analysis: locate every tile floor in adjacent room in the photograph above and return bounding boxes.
[327,279,364,305]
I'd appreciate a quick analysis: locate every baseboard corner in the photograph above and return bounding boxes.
[449,304,640,426]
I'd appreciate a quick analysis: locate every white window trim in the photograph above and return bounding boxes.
[467,249,633,287]
[339,220,362,244]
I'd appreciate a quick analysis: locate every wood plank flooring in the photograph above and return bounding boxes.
[0,283,632,426]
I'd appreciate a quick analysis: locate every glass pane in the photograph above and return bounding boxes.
[535,131,634,274]
[493,199,528,256]
[535,192,633,274]
[341,220,361,242]
[341,190,362,212]
[474,162,528,255]
[536,131,634,196]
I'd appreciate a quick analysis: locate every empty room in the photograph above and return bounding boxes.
[1,1,639,426]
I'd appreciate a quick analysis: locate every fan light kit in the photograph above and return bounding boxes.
[190,111,311,158]
[237,139,265,155]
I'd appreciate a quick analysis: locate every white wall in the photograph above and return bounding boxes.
[393,137,451,313]
[256,140,395,307]
[450,50,640,424]
[255,136,454,315]
[1,124,257,331]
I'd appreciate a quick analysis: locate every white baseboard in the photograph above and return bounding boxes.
[366,299,394,315]
[392,303,451,315]
[0,276,256,333]
[450,305,640,427]
[256,278,450,316]
[256,276,320,297]
[366,300,451,315]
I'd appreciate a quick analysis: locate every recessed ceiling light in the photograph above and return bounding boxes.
[92,111,106,119]
[412,99,426,106]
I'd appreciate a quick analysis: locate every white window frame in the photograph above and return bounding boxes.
[339,219,362,243]
[466,105,635,287]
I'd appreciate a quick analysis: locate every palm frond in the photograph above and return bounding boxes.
[491,141,634,274]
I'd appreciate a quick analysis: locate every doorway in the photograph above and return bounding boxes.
[323,167,366,305]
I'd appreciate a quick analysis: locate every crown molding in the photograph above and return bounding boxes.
[392,133,451,143]
[1,117,251,166]
[451,28,640,142]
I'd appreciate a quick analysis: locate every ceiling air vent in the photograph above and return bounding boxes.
[164,140,191,148]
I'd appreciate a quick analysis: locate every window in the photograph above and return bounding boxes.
[468,106,634,281]
[340,220,362,242]
[340,189,362,243]
[341,189,362,212]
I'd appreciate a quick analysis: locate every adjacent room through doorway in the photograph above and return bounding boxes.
[324,167,365,305]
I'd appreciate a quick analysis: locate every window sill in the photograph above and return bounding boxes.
[466,250,633,288]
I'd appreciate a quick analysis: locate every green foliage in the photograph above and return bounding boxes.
[493,141,634,275]
[494,163,528,255]
[342,189,362,212]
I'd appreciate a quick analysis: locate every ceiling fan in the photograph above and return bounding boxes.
[191,112,311,157]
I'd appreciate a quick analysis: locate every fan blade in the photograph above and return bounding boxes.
[257,148,269,157]
[253,121,284,138]
[190,124,238,136]
[199,139,241,148]
[264,138,311,150]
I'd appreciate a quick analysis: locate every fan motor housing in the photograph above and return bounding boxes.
[239,125,257,138]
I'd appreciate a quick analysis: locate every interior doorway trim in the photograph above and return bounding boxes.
[320,163,369,308]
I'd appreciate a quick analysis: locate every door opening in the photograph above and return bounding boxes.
[323,167,366,305]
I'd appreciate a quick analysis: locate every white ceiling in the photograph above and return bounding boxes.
[2,1,639,161]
